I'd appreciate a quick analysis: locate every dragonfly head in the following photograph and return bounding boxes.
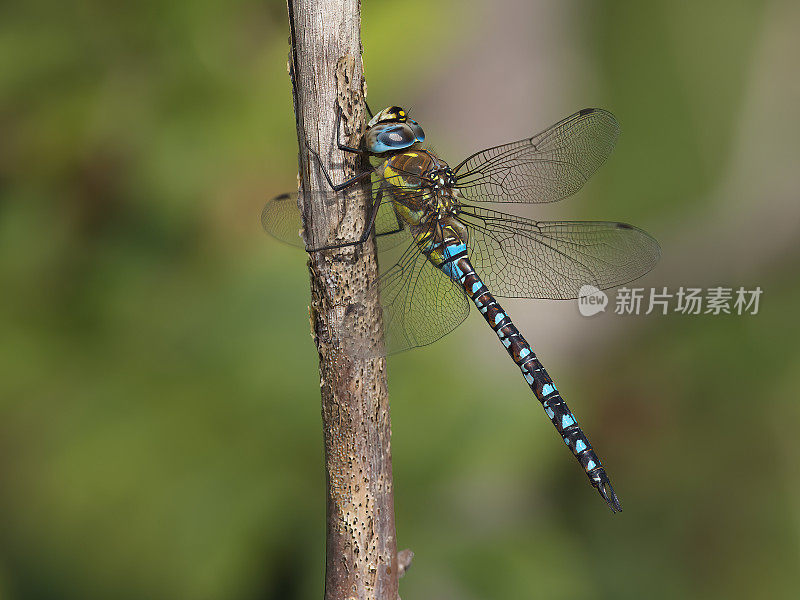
[364,106,425,154]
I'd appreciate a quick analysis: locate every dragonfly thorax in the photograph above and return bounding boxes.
[381,150,461,223]
[421,167,460,219]
[428,167,457,189]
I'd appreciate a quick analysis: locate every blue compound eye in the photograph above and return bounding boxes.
[407,119,425,143]
[366,123,418,153]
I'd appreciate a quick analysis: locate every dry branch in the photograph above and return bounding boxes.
[286,2,399,599]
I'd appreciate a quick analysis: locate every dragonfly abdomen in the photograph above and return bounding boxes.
[439,249,622,513]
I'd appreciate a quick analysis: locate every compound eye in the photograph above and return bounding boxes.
[407,119,425,143]
[377,125,414,148]
[366,123,416,153]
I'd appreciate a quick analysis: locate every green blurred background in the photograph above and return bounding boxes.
[2,1,799,598]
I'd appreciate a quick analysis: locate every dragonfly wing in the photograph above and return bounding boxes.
[261,187,409,251]
[263,191,470,357]
[458,204,661,299]
[335,231,471,358]
[260,192,306,248]
[452,108,619,204]
[379,240,471,354]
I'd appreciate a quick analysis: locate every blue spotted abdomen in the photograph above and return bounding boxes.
[436,244,622,512]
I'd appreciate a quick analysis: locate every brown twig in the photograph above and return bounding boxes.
[286,2,399,599]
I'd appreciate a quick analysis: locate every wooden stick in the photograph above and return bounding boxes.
[286,2,399,598]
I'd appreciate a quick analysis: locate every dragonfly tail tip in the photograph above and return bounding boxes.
[597,479,622,513]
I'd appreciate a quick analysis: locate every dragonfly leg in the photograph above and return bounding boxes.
[335,103,367,155]
[304,101,373,191]
[375,223,402,239]
[305,141,372,192]
[305,188,384,252]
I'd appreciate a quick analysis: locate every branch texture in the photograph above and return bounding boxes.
[286,2,398,599]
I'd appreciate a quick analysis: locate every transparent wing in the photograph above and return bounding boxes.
[452,108,619,204]
[263,190,471,357]
[336,226,471,358]
[260,187,409,251]
[457,204,661,299]
[377,238,471,354]
[260,192,307,248]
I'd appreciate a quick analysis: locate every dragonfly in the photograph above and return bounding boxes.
[262,105,660,512]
